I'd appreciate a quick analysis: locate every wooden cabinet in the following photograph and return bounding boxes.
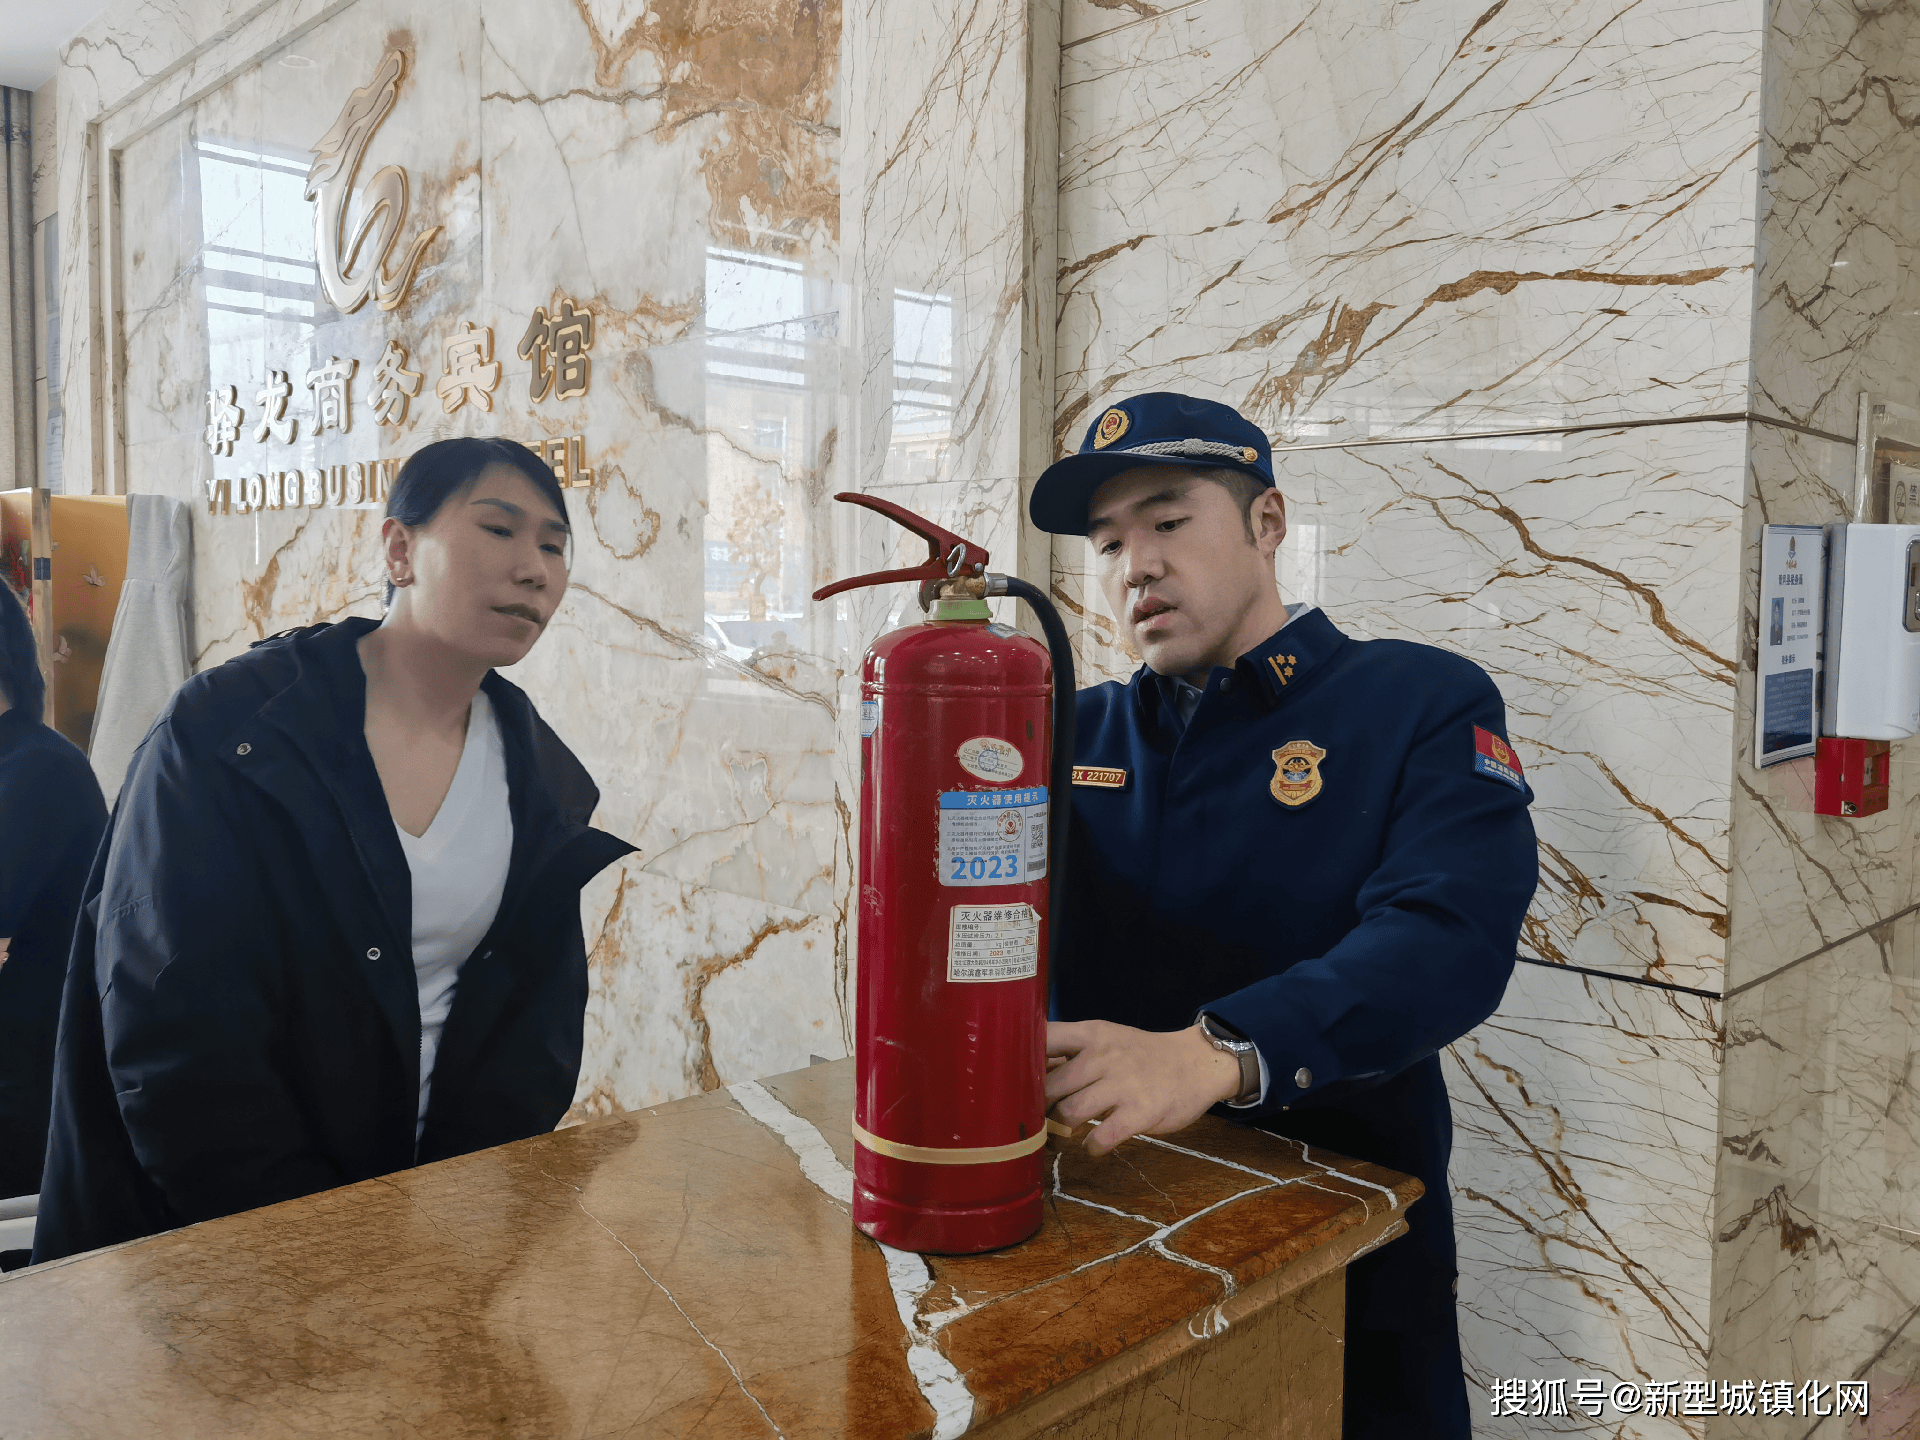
[0,489,129,752]
[0,1059,1416,1437]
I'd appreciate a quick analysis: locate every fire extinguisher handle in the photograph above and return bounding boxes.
[811,493,993,601]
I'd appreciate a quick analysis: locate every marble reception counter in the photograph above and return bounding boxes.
[0,1060,1416,1437]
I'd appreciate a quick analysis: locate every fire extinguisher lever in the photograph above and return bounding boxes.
[812,487,1079,976]
[811,493,992,601]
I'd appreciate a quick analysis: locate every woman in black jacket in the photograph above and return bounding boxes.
[0,579,107,1254]
[33,438,633,1263]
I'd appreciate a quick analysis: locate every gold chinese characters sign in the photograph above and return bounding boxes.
[204,293,600,514]
[437,323,500,413]
[518,298,594,402]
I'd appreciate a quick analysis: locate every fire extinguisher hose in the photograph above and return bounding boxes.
[989,574,1076,967]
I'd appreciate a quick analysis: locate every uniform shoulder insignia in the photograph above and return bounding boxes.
[1269,740,1325,808]
[1473,726,1525,790]
[1072,765,1127,789]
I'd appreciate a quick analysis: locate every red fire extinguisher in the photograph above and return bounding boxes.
[814,493,1076,1254]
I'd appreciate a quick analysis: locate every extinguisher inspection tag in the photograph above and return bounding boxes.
[937,788,1048,887]
[948,904,1040,983]
[860,700,880,737]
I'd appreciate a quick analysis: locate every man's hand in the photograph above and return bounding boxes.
[1045,1019,1242,1157]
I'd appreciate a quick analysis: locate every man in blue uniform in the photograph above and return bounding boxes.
[1038,392,1538,1437]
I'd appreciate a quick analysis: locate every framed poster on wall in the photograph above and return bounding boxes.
[1755,524,1825,766]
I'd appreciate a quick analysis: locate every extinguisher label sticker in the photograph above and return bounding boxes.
[937,788,1049,886]
[948,904,1040,983]
[860,701,880,737]
[956,735,1025,782]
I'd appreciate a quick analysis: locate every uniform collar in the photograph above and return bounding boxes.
[1132,607,1349,730]
[1243,607,1345,706]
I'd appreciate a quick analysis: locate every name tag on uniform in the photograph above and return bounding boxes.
[1071,766,1127,789]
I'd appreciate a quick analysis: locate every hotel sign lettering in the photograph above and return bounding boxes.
[201,45,603,516]
[205,438,594,516]
[202,297,599,514]
[209,462,397,516]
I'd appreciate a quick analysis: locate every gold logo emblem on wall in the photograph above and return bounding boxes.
[1092,408,1130,449]
[305,49,442,314]
[1269,740,1326,808]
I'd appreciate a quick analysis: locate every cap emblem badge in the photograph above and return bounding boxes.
[1269,740,1326,809]
[1092,407,1130,449]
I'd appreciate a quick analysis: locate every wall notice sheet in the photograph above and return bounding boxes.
[947,904,1039,982]
[1756,524,1825,765]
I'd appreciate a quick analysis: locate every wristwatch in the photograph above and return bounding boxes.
[1197,1012,1261,1108]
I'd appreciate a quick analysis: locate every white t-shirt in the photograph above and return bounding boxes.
[394,689,513,1140]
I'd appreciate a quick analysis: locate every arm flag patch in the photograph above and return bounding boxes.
[1473,726,1526,791]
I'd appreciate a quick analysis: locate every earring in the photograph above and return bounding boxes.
[391,569,413,588]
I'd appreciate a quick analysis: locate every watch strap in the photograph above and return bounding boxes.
[1198,1012,1261,1107]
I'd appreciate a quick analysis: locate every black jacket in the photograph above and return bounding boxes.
[32,617,634,1262]
[0,710,107,1202]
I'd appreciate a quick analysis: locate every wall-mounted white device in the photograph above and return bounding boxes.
[1823,522,1920,740]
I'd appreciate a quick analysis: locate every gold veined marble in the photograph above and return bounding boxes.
[51,0,1920,1426]
[0,1061,1415,1438]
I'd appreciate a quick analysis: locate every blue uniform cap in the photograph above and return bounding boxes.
[1030,391,1274,535]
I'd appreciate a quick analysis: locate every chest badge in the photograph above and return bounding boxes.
[1269,740,1326,808]
[1071,765,1128,789]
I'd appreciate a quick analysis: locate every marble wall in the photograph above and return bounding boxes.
[61,0,1063,1130]
[52,0,1920,1428]
[1750,0,1920,442]
[1053,1,1764,1429]
[1052,0,1920,1429]
[1710,423,1920,1427]
[66,0,866,1118]
[29,77,58,491]
[1054,0,1762,449]
[1705,4,1920,1434]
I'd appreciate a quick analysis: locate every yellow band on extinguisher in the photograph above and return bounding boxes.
[851,1117,1050,1166]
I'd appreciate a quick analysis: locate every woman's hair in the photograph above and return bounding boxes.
[384,438,572,604]
[0,579,45,722]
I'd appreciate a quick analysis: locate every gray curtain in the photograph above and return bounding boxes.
[90,499,195,802]
[1,88,32,492]
[90,494,194,803]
